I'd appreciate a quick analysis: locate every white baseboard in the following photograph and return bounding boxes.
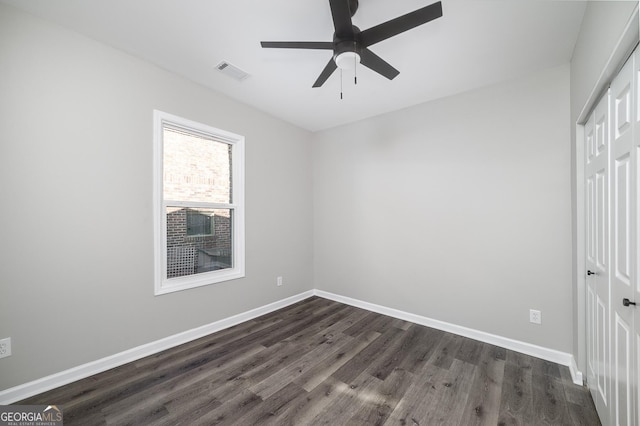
[1,288,584,403]
[313,289,584,386]
[0,290,314,404]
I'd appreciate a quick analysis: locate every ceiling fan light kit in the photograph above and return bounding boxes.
[261,0,443,90]
[335,51,360,70]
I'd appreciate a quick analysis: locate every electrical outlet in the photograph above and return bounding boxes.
[0,338,11,359]
[530,309,542,325]
[276,276,283,287]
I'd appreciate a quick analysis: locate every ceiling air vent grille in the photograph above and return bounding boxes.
[215,61,250,81]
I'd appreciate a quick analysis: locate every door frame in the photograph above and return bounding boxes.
[575,6,639,383]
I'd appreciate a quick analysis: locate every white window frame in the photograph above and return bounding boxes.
[153,110,245,295]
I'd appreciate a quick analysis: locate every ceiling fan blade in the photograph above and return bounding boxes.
[359,48,399,80]
[329,0,355,38]
[360,1,442,47]
[261,41,334,50]
[312,58,338,87]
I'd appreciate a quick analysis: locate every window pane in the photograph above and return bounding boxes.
[163,127,232,203]
[166,207,233,278]
[186,209,213,236]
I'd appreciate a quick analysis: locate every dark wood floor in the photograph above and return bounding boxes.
[19,296,600,425]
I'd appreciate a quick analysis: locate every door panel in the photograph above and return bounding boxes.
[587,91,611,423]
[599,294,609,403]
[614,155,631,286]
[598,169,608,270]
[590,286,596,378]
[615,312,632,425]
[611,54,635,426]
[585,112,597,389]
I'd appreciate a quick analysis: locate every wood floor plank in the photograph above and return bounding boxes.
[104,403,169,426]
[455,336,486,365]
[155,382,223,426]
[364,325,418,381]
[431,332,464,370]
[105,343,266,424]
[223,340,310,389]
[488,343,508,361]
[531,373,572,425]
[532,356,562,381]
[342,311,384,337]
[331,327,406,384]
[69,334,269,421]
[348,367,414,425]
[530,356,577,425]
[280,304,355,346]
[19,361,139,410]
[385,363,450,425]
[132,316,281,370]
[566,400,602,426]
[16,297,600,426]
[257,302,347,347]
[561,375,601,425]
[317,306,372,336]
[157,344,303,425]
[396,325,445,374]
[458,343,506,426]
[420,359,476,425]
[124,348,272,424]
[367,313,405,335]
[306,371,383,425]
[249,332,354,398]
[190,388,262,426]
[261,375,344,425]
[293,330,380,392]
[497,351,535,426]
[235,381,305,425]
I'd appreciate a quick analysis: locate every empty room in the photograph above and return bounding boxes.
[0,1,639,425]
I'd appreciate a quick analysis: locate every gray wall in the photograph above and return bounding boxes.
[0,4,313,390]
[569,1,638,372]
[313,64,574,352]
[3,0,637,393]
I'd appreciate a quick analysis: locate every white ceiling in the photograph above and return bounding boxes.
[2,0,587,131]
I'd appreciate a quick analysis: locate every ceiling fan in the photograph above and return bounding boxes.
[260,0,443,88]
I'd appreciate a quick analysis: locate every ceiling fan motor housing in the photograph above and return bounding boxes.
[333,26,362,59]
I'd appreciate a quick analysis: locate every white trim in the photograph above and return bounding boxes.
[0,288,585,403]
[575,122,586,379]
[313,290,584,385]
[0,291,313,405]
[153,109,246,296]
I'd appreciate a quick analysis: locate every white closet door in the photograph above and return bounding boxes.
[633,48,640,426]
[586,90,612,425]
[610,53,636,426]
[586,113,597,392]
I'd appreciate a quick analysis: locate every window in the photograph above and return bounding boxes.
[153,110,245,295]
[186,210,214,236]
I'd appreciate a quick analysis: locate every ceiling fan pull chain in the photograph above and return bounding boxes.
[354,42,358,85]
[340,68,343,100]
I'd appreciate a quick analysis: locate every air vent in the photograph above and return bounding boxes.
[215,61,250,81]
